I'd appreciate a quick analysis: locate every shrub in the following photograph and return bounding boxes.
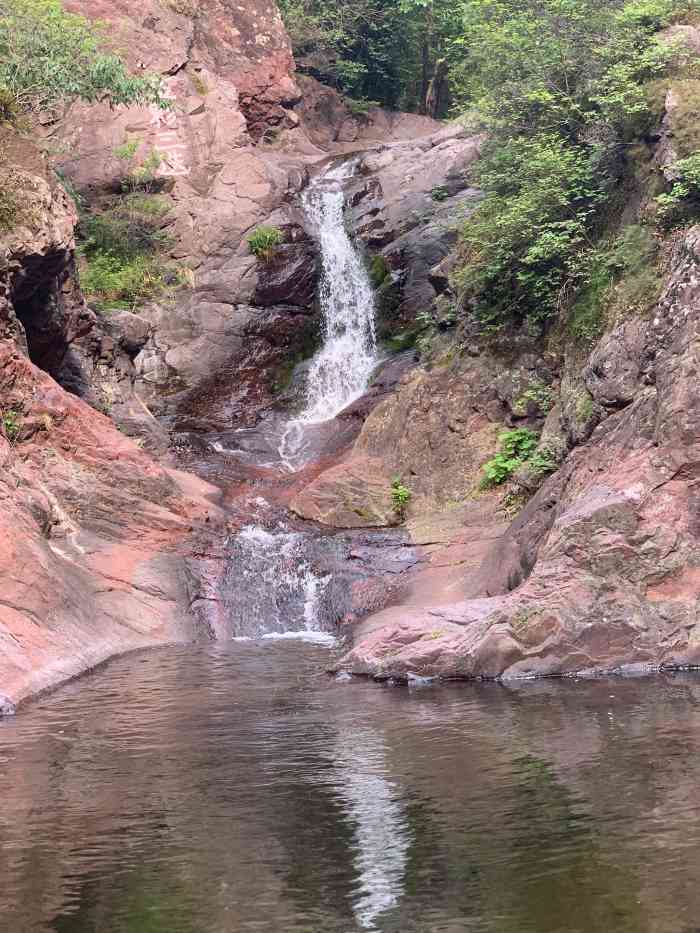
[390,476,412,520]
[0,175,20,232]
[0,0,165,121]
[455,135,606,327]
[81,252,182,311]
[528,448,557,478]
[78,188,180,311]
[113,139,163,193]
[1,409,20,442]
[431,186,449,202]
[567,223,661,343]
[82,196,171,259]
[513,379,554,416]
[655,151,700,226]
[480,428,539,489]
[450,0,685,328]
[248,225,284,261]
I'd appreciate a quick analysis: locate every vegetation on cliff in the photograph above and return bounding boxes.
[278,0,459,112]
[452,0,699,330]
[0,0,164,122]
[282,0,697,333]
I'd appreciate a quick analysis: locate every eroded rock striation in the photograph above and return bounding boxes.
[339,227,700,681]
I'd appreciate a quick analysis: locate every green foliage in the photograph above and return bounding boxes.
[0,171,19,231]
[82,195,171,258]
[576,391,594,423]
[655,150,700,224]
[0,84,18,123]
[0,0,166,121]
[277,0,460,111]
[81,252,179,311]
[2,408,20,442]
[480,428,539,489]
[369,254,390,287]
[248,225,284,261]
[456,134,604,325]
[390,476,412,520]
[513,379,554,416]
[431,185,449,202]
[567,261,610,343]
[529,448,557,478]
[567,223,661,342]
[451,0,689,327]
[113,139,163,193]
[79,192,181,311]
[450,0,678,136]
[606,223,663,313]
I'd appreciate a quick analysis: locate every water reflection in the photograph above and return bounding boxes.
[3,645,700,931]
[331,728,410,929]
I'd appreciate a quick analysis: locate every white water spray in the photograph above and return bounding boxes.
[280,161,378,469]
[227,525,331,638]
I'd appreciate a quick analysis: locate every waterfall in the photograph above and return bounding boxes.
[223,162,379,640]
[280,160,378,469]
[224,524,335,641]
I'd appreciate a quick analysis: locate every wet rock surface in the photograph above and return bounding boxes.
[341,226,700,681]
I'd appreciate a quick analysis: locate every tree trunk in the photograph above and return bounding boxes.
[425,57,449,118]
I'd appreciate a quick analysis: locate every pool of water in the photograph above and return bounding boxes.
[3,642,700,933]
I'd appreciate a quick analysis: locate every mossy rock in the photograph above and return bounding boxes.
[382,329,420,353]
[667,79,700,159]
[369,254,390,288]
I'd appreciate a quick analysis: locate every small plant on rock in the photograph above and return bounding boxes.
[390,476,412,521]
[2,409,21,443]
[113,138,163,193]
[248,225,284,261]
[528,448,557,479]
[513,379,554,416]
[480,428,539,489]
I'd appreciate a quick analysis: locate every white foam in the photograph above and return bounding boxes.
[279,161,378,471]
[260,630,339,646]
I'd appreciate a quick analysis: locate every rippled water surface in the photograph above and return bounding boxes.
[3,643,700,933]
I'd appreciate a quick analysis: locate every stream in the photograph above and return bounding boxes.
[5,162,700,933]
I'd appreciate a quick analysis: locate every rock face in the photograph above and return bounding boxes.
[0,133,225,708]
[340,227,700,681]
[50,0,486,435]
[292,329,556,527]
[0,336,224,706]
[345,128,484,335]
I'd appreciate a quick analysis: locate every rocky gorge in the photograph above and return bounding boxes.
[2,0,700,712]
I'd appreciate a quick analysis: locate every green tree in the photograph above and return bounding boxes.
[0,0,165,121]
[449,0,689,326]
[277,0,459,112]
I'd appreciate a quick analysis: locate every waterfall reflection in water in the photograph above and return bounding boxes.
[4,644,700,931]
[329,727,410,930]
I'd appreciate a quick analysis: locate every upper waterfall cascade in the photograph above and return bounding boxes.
[280,160,378,469]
